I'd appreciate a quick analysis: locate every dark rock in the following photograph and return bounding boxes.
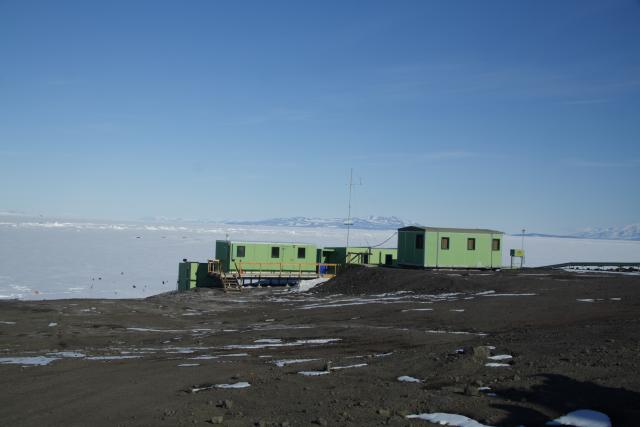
[377,408,391,417]
[464,385,480,396]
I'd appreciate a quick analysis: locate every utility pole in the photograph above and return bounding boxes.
[345,168,362,263]
[521,228,526,267]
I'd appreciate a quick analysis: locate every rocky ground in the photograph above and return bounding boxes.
[1,267,639,426]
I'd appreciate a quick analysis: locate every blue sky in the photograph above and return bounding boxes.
[1,0,639,234]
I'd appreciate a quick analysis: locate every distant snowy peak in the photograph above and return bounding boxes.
[573,224,640,241]
[224,216,415,230]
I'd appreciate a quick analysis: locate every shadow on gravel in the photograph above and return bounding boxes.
[493,373,640,426]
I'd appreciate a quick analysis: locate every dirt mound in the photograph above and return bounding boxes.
[313,265,491,295]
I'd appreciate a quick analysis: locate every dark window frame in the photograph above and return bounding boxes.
[415,234,424,250]
[236,245,245,257]
[492,238,501,251]
[441,237,450,250]
[271,246,280,258]
[467,238,476,251]
[297,247,306,259]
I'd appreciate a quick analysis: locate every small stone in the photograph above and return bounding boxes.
[377,409,391,417]
[473,346,491,359]
[219,399,233,409]
[210,416,224,424]
[280,422,290,427]
[313,418,328,426]
[464,385,480,396]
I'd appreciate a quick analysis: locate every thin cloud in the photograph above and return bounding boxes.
[568,159,637,168]
[562,98,610,106]
[223,108,312,126]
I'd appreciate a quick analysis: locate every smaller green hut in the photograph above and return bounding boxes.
[322,246,397,266]
[177,261,217,291]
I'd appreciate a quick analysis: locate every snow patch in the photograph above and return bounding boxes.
[398,375,422,383]
[298,370,330,376]
[406,412,493,427]
[330,363,367,370]
[546,409,611,427]
[86,355,142,360]
[488,354,512,361]
[272,358,319,367]
[0,356,58,366]
[295,278,330,292]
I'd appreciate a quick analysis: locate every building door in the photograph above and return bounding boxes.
[385,254,392,265]
[362,253,369,264]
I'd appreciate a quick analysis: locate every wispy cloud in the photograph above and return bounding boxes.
[562,98,610,106]
[354,150,490,164]
[568,158,639,168]
[223,107,312,126]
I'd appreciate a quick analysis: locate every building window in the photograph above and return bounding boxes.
[271,247,280,258]
[297,247,306,259]
[467,238,476,250]
[236,246,245,257]
[492,239,501,251]
[441,237,450,250]
[415,234,424,249]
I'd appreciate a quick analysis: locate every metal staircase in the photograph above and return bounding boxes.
[220,273,242,292]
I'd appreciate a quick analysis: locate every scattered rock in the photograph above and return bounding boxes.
[209,416,224,424]
[473,346,491,359]
[218,399,233,409]
[464,385,480,396]
[377,408,391,417]
[313,418,328,426]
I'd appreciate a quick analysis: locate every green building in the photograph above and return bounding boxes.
[215,240,318,273]
[397,226,503,269]
[177,261,217,291]
[321,246,397,266]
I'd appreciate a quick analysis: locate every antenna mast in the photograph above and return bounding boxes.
[345,168,362,261]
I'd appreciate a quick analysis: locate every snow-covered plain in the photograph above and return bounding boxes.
[1,216,639,300]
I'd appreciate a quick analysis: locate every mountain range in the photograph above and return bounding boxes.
[223,216,414,230]
[224,217,640,240]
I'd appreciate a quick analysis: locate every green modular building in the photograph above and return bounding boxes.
[177,261,218,291]
[321,246,397,266]
[215,240,318,273]
[397,226,503,269]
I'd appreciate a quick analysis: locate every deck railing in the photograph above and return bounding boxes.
[207,259,338,278]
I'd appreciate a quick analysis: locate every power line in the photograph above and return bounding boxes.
[370,231,397,248]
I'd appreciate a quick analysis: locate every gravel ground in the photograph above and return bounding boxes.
[1,267,639,426]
